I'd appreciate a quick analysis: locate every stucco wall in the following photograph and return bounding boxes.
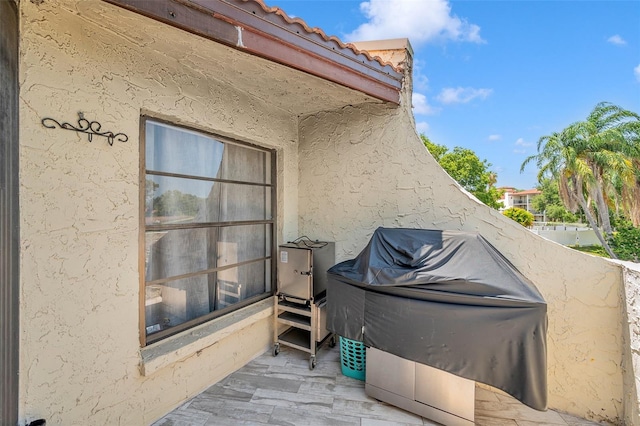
[17,1,630,424]
[298,80,625,423]
[622,263,640,425]
[16,2,335,424]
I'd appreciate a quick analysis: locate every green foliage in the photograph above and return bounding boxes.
[609,218,640,262]
[421,134,502,209]
[153,190,204,217]
[531,178,578,222]
[421,136,448,162]
[145,179,160,215]
[568,245,609,258]
[520,102,640,259]
[545,204,578,222]
[531,178,560,214]
[503,207,535,227]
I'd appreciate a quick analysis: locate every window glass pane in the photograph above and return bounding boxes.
[215,261,270,309]
[146,121,224,179]
[145,175,209,225]
[145,260,271,337]
[143,118,274,344]
[145,229,208,282]
[146,175,271,225]
[146,225,271,282]
[145,274,212,335]
[212,182,271,222]
[146,121,270,184]
[217,225,271,265]
[219,143,271,184]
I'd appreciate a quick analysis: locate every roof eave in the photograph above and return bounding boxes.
[102,0,404,104]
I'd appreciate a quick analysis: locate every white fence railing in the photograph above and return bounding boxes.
[530,227,601,247]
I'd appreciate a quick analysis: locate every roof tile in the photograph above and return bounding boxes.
[240,0,404,75]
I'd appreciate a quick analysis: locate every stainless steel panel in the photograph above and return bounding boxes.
[366,383,474,426]
[277,242,335,301]
[314,300,330,342]
[309,242,335,297]
[415,362,475,422]
[278,246,312,300]
[366,348,415,399]
[365,348,475,426]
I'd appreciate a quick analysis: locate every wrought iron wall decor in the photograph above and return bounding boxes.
[41,112,128,146]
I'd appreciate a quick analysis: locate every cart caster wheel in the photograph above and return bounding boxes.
[309,356,317,370]
[328,335,336,348]
[273,343,280,357]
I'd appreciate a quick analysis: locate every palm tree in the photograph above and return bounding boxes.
[568,102,640,232]
[521,128,618,258]
[521,102,640,259]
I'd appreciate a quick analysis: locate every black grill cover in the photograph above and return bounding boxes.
[327,227,547,410]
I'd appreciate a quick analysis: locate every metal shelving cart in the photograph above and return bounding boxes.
[273,296,335,369]
[272,239,336,369]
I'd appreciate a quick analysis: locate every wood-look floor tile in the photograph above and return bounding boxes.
[298,380,372,403]
[263,364,338,384]
[361,418,439,426]
[267,406,360,425]
[251,388,334,413]
[558,412,606,425]
[188,397,275,423]
[154,344,602,426]
[474,414,519,425]
[151,408,211,426]
[214,371,303,394]
[476,399,567,424]
[332,398,424,425]
[475,385,501,402]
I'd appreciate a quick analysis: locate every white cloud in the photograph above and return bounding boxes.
[607,35,626,45]
[412,92,439,115]
[513,149,527,155]
[412,58,430,92]
[344,0,484,45]
[515,138,533,147]
[436,87,492,104]
[416,121,430,135]
[635,64,640,82]
[488,134,501,141]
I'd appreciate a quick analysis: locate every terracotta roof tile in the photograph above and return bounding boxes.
[238,0,404,75]
[512,189,541,196]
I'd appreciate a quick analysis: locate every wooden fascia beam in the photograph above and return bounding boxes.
[103,0,402,103]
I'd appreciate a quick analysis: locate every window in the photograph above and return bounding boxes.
[141,117,275,345]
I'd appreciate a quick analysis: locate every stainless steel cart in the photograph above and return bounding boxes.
[272,240,335,369]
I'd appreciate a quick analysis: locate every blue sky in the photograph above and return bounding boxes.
[272,0,640,189]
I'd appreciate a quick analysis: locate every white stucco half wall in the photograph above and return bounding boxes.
[298,67,625,423]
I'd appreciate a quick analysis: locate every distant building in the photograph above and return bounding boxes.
[498,187,543,221]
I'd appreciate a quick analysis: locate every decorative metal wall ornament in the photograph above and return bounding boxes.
[41,112,128,146]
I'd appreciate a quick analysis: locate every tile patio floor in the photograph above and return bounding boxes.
[153,344,606,426]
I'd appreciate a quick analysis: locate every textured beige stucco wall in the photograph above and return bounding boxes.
[298,80,625,423]
[18,1,629,424]
[15,1,347,424]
